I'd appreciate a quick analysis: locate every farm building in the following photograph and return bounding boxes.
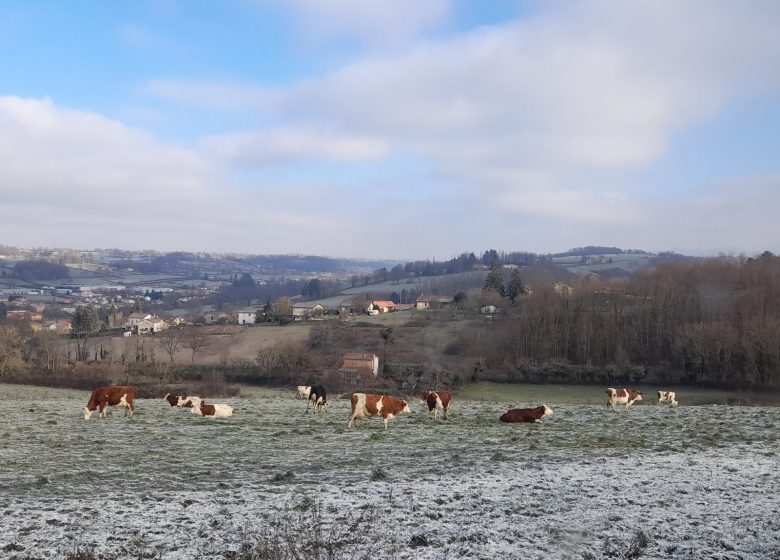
[415,294,455,310]
[341,352,380,376]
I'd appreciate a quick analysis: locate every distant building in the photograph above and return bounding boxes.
[552,281,574,296]
[7,310,43,322]
[368,300,396,314]
[236,308,258,325]
[341,352,380,376]
[40,319,72,334]
[137,317,169,335]
[415,294,455,310]
[293,302,326,320]
[126,312,152,328]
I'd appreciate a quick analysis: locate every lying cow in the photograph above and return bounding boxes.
[84,385,136,420]
[500,405,553,423]
[191,401,233,418]
[420,390,452,420]
[657,391,678,406]
[306,385,327,413]
[606,388,642,410]
[164,393,202,408]
[348,393,411,430]
[296,385,312,399]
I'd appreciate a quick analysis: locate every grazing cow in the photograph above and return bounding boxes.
[191,401,233,418]
[500,405,553,423]
[296,385,312,399]
[348,393,411,430]
[164,393,203,408]
[657,391,678,406]
[606,388,643,410]
[84,386,136,420]
[306,385,327,413]
[420,390,452,420]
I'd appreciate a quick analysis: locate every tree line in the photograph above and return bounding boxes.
[464,252,780,388]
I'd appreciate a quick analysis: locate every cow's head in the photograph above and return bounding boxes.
[84,406,94,420]
[420,391,431,403]
[164,393,178,407]
[400,400,411,414]
[633,391,643,402]
[190,401,202,415]
[542,404,553,417]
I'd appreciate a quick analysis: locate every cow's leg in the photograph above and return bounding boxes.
[384,416,389,430]
[347,413,356,428]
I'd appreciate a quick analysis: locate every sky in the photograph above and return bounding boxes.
[1,0,780,260]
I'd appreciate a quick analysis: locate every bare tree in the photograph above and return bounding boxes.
[157,327,184,365]
[183,328,209,363]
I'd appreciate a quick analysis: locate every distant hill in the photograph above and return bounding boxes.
[243,254,403,274]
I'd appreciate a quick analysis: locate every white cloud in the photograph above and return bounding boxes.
[262,0,450,46]
[202,126,390,163]
[138,1,780,249]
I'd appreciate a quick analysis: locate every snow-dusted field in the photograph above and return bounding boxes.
[1,384,779,559]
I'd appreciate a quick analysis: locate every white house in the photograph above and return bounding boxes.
[236,308,257,325]
[137,317,169,335]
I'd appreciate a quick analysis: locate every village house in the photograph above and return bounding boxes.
[415,294,455,310]
[292,302,326,320]
[341,352,380,377]
[40,319,73,334]
[202,311,232,325]
[126,312,152,328]
[236,308,258,325]
[368,300,395,314]
[6,310,43,322]
[137,317,169,335]
[552,281,575,296]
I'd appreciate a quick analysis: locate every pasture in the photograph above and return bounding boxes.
[1,383,778,559]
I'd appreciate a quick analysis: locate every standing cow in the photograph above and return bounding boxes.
[306,385,327,413]
[296,385,312,399]
[84,386,136,420]
[348,393,411,430]
[500,405,553,423]
[606,388,642,410]
[420,390,452,420]
[657,391,678,406]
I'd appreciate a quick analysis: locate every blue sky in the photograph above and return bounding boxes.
[1,0,779,259]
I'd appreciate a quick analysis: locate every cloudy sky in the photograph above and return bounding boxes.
[1,0,779,260]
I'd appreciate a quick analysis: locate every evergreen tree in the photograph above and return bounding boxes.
[506,269,526,302]
[483,256,505,296]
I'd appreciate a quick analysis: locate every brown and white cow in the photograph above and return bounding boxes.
[606,388,643,410]
[191,401,233,418]
[164,393,203,408]
[500,404,553,423]
[420,390,452,420]
[84,386,136,420]
[657,391,678,406]
[296,385,312,399]
[347,393,411,430]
